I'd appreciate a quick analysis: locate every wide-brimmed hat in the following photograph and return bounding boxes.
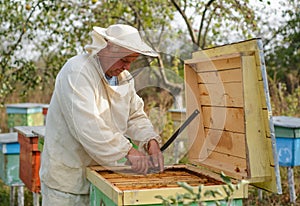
[93,24,158,57]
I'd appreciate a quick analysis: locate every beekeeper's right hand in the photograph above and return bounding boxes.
[126,147,148,174]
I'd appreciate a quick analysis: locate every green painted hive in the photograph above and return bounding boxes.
[0,133,23,186]
[5,103,44,130]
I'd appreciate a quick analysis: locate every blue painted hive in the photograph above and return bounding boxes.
[274,116,300,167]
[0,132,23,186]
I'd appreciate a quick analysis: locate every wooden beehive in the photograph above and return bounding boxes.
[273,116,300,166]
[184,38,280,193]
[14,126,45,193]
[5,103,44,131]
[87,165,246,206]
[0,132,23,186]
[86,39,281,206]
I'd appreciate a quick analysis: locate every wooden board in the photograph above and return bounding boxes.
[198,82,244,107]
[87,165,248,206]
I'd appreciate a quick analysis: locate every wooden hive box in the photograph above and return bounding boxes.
[14,126,45,193]
[86,39,281,206]
[0,132,23,186]
[5,103,44,131]
[273,116,300,166]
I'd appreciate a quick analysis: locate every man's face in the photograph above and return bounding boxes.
[100,42,140,77]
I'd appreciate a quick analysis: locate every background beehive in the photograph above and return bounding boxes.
[0,132,23,186]
[15,126,44,193]
[6,103,44,131]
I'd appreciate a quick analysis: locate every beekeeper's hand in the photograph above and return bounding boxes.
[146,139,164,173]
[126,147,149,174]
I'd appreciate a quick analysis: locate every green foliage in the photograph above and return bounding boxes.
[0,179,40,206]
[1,0,297,113]
[264,0,300,116]
[0,0,95,105]
[170,0,262,49]
[155,172,248,206]
[2,0,284,112]
[269,81,300,116]
[266,5,300,88]
[0,0,177,106]
[0,180,9,206]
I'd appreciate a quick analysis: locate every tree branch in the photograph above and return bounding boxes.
[170,0,197,44]
[201,6,218,49]
[2,0,44,72]
[198,0,216,47]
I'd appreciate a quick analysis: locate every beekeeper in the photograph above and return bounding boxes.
[40,24,164,205]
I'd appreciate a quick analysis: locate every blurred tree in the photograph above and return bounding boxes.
[0,0,97,105]
[263,0,300,116]
[265,0,299,92]
[170,0,263,49]
[0,0,264,107]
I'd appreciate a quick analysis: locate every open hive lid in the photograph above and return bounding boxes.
[184,39,281,194]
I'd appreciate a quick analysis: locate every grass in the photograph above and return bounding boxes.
[0,179,40,206]
[244,167,300,206]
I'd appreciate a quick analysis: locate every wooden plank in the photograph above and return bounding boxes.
[191,39,260,59]
[266,137,275,166]
[184,64,206,162]
[202,106,245,133]
[123,183,247,205]
[0,133,18,143]
[257,80,268,110]
[189,152,247,180]
[187,56,242,73]
[198,82,244,107]
[197,68,242,84]
[86,167,123,206]
[204,129,246,159]
[14,126,39,138]
[242,55,275,190]
[168,109,186,122]
[262,109,271,138]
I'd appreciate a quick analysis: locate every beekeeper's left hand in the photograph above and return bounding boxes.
[146,139,164,173]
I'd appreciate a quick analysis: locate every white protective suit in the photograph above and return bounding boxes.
[39,32,161,196]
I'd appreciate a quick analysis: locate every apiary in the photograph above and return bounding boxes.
[14,126,45,193]
[5,103,44,132]
[86,39,281,205]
